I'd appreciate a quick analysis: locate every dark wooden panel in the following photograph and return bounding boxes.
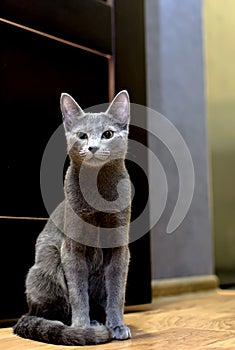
[0,0,112,54]
[114,0,146,105]
[114,0,152,305]
[0,21,109,218]
[0,219,46,322]
[0,0,152,319]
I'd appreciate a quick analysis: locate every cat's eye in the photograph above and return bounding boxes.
[77,132,88,140]
[102,130,114,139]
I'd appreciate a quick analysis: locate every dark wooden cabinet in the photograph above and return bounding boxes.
[0,0,151,326]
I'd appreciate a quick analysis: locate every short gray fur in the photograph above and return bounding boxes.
[13,91,131,345]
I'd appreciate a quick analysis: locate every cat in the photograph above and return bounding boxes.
[13,90,132,345]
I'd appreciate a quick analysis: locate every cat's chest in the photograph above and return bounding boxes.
[85,247,112,272]
[85,247,104,272]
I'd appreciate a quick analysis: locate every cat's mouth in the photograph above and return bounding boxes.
[79,150,110,164]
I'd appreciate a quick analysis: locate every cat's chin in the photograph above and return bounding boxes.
[81,157,109,167]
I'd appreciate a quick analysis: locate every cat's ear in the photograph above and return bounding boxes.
[106,90,130,126]
[60,93,84,132]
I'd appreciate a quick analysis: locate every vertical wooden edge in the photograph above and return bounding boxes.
[108,1,115,101]
[108,58,115,101]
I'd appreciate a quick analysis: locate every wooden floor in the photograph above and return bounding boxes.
[1,290,235,349]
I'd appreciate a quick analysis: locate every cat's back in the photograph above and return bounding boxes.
[36,201,65,250]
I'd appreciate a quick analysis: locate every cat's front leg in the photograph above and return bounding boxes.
[61,238,90,327]
[105,246,131,340]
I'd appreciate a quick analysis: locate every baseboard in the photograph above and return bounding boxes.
[152,275,219,298]
[0,319,18,328]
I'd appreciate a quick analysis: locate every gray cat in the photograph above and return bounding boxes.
[13,91,131,345]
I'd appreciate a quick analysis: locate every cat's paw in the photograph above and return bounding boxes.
[110,325,131,340]
[90,320,103,327]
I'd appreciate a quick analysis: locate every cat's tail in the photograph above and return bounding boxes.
[13,315,112,346]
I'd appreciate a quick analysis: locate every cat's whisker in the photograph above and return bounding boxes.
[79,150,87,158]
[94,150,111,160]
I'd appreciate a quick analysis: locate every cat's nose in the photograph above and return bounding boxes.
[88,146,99,154]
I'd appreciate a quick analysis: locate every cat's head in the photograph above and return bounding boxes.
[60,91,130,166]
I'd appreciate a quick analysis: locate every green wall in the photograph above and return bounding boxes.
[204,0,235,282]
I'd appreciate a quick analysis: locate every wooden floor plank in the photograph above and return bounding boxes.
[1,290,235,349]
